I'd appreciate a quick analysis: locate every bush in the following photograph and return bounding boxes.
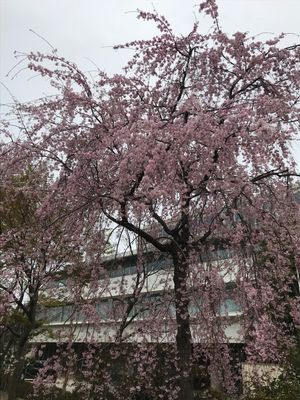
[243,372,300,400]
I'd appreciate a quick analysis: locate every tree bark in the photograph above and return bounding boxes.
[6,330,30,400]
[173,251,193,400]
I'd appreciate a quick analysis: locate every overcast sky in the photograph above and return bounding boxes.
[0,0,299,164]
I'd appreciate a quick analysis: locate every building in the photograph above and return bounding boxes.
[30,244,247,394]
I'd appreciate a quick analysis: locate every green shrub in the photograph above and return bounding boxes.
[243,374,300,400]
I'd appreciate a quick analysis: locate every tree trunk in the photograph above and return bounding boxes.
[173,252,193,400]
[7,331,30,400]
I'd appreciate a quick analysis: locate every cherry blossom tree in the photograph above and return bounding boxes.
[0,146,93,400]
[2,1,300,399]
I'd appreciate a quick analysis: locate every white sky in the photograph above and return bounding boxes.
[0,0,300,166]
